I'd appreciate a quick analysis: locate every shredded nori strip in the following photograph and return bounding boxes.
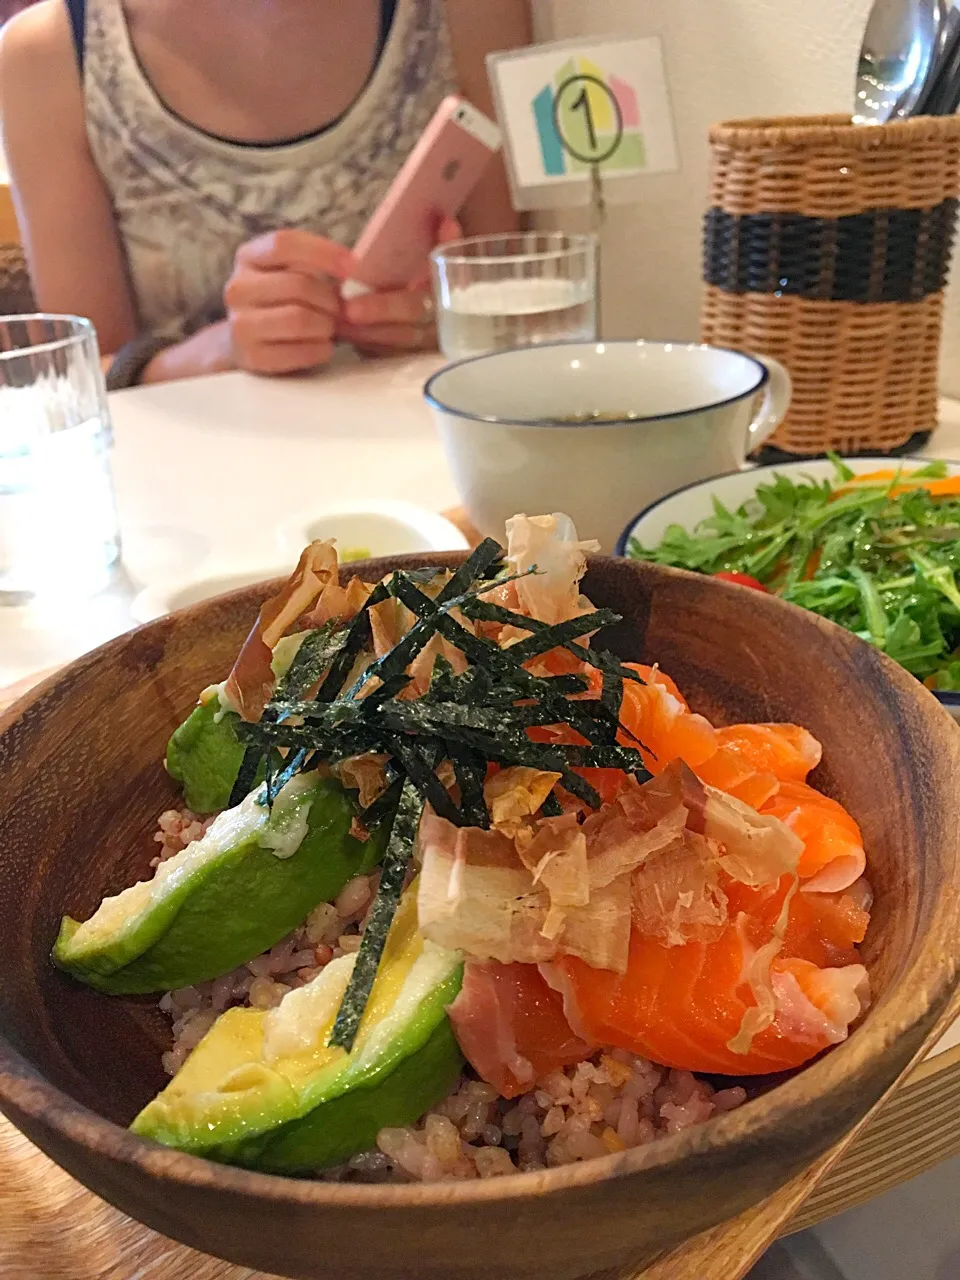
[434,537,504,604]
[457,597,647,685]
[448,741,490,829]
[230,621,347,807]
[275,621,346,700]
[313,581,391,703]
[492,610,622,662]
[388,735,462,826]
[228,744,264,809]
[541,790,563,817]
[226,544,663,1040]
[329,781,424,1052]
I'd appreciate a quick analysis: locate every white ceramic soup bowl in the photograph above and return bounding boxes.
[423,340,791,551]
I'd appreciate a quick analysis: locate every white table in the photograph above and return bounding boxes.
[0,352,449,685]
[1,354,959,689]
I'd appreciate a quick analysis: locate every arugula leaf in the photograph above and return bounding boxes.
[628,466,960,687]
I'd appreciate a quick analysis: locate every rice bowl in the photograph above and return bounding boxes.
[0,537,957,1280]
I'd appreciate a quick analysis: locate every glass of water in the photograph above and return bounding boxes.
[430,231,598,362]
[0,315,120,601]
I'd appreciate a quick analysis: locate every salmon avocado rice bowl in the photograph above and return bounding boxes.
[52,515,872,1182]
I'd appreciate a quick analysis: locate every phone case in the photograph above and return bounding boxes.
[346,96,501,293]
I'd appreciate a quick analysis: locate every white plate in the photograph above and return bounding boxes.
[277,499,469,561]
[131,566,291,624]
[616,455,960,719]
[132,502,471,623]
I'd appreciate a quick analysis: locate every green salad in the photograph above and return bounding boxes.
[628,457,960,692]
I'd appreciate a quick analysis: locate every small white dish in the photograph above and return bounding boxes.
[617,454,960,721]
[276,499,469,561]
[131,504,469,624]
[131,566,290,624]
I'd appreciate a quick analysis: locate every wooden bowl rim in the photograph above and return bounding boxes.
[1,556,958,1209]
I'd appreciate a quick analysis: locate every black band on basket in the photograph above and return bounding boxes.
[703,198,959,303]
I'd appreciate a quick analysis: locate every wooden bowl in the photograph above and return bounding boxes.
[1,555,958,1280]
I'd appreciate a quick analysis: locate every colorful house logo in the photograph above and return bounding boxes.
[533,56,645,176]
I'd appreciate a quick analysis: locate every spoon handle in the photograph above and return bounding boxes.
[921,7,960,112]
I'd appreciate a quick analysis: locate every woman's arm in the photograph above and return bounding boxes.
[0,2,238,382]
[0,1,139,352]
[443,0,531,237]
[0,5,344,384]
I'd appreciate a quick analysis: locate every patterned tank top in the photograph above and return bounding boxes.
[77,0,457,338]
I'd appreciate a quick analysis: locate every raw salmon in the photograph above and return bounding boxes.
[761,781,866,892]
[550,926,868,1076]
[695,723,821,810]
[447,960,593,1098]
[695,747,780,810]
[726,875,870,969]
[617,663,718,772]
[712,724,821,784]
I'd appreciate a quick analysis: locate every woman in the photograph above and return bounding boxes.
[0,0,528,385]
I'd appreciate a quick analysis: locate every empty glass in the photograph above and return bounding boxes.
[0,315,120,601]
[430,232,598,362]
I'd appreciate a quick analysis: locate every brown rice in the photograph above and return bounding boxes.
[155,809,747,1176]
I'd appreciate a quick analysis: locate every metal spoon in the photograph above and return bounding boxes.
[918,4,960,112]
[854,0,945,123]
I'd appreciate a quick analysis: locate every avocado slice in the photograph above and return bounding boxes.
[131,889,464,1173]
[165,699,253,815]
[53,773,385,994]
[166,632,308,814]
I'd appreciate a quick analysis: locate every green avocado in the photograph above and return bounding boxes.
[165,700,250,815]
[53,773,385,995]
[165,633,308,813]
[131,890,464,1173]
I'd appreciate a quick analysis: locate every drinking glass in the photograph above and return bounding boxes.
[430,232,598,362]
[0,315,120,601]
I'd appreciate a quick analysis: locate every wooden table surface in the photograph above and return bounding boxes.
[0,1111,840,1280]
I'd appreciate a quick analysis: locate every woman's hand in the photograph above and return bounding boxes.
[224,229,352,375]
[337,217,461,357]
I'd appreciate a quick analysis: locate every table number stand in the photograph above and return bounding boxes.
[486,33,680,342]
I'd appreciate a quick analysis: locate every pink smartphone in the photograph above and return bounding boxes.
[344,95,501,294]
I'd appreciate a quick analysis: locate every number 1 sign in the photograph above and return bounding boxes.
[487,36,680,211]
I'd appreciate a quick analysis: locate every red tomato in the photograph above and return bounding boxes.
[712,571,768,592]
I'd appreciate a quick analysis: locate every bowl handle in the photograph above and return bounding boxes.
[746,355,792,452]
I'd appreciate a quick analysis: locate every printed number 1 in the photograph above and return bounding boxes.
[568,85,598,153]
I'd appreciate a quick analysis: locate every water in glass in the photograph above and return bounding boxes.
[431,233,598,362]
[0,316,120,601]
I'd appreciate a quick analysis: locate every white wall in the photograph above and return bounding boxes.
[531,0,960,397]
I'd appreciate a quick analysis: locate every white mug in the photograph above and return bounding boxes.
[424,340,792,552]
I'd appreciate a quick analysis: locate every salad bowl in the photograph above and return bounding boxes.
[0,554,958,1280]
[617,457,960,719]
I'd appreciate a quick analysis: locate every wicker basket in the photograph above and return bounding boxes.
[701,114,960,455]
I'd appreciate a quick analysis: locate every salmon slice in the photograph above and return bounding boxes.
[447,960,593,1098]
[695,746,780,810]
[695,723,821,811]
[616,662,718,773]
[761,781,866,892]
[553,927,869,1076]
[713,724,822,783]
[726,875,870,969]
